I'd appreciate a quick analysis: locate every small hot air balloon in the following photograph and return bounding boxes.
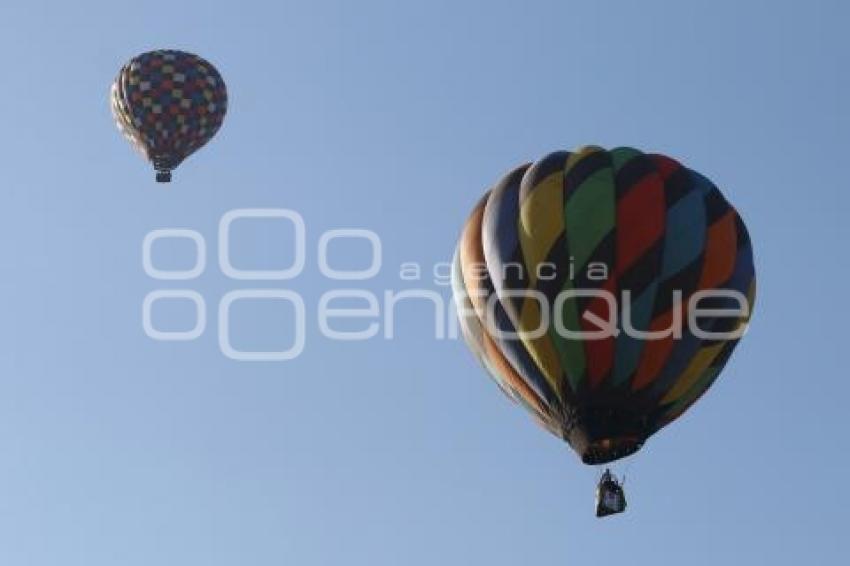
[111,50,227,182]
[452,146,756,515]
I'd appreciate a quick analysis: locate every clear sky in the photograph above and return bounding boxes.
[0,1,846,564]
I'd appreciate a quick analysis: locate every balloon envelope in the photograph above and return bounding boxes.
[452,146,755,464]
[111,50,227,182]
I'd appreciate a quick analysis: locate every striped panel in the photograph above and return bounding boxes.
[452,248,560,434]
[630,165,708,390]
[563,149,617,388]
[462,191,563,413]
[610,148,666,386]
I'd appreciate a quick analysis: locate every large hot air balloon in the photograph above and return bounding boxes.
[111,50,227,182]
[452,146,755,478]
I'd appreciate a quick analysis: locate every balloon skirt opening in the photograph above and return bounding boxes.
[581,437,643,465]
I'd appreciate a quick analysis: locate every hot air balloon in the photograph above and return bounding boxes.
[452,146,755,515]
[111,50,227,182]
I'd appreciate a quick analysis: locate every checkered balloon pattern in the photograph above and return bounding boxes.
[111,50,227,178]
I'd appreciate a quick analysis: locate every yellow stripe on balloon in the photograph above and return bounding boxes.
[518,170,564,288]
[661,342,726,404]
[517,292,564,400]
[568,145,605,168]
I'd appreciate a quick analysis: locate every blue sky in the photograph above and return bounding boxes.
[0,1,847,564]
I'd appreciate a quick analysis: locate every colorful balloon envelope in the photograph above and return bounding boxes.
[452,146,755,464]
[111,50,227,182]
